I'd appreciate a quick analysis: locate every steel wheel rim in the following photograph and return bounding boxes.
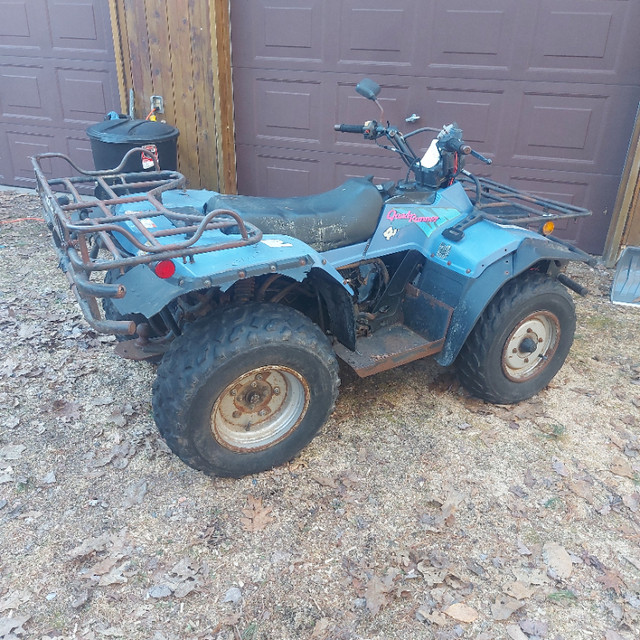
[502,311,560,382]
[211,366,309,452]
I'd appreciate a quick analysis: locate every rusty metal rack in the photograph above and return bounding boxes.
[32,149,262,333]
[458,172,591,224]
[441,172,592,245]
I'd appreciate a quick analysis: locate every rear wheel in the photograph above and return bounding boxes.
[153,304,339,477]
[456,273,575,404]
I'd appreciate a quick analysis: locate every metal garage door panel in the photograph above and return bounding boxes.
[0,0,49,55]
[510,83,640,174]
[231,0,640,253]
[231,0,333,71]
[0,0,119,187]
[335,0,420,71]
[0,61,61,125]
[425,0,522,78]
[233,69,414,159]
[524,0,640,84]
[236,144,403,198]
[0,0,116,61]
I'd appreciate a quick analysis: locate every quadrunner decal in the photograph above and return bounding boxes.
[383,206,461,238]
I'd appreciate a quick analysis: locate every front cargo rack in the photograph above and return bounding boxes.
[446,172,592,243]
[32,149,262,334]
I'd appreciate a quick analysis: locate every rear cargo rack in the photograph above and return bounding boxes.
[32,149,262,333]
[446,172,592,243]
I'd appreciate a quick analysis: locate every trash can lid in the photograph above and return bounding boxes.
[86,118,179,144]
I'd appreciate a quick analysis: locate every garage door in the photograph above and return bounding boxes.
[231,0,640,254]
[0,0,120,188]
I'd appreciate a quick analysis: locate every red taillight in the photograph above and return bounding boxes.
[154,260,176,279]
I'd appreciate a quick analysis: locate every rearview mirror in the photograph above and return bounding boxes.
[355,78,381,101]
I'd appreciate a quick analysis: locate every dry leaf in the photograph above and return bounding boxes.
[0,590,31,613]
[519,619,549,637]
[68,532,113,560]
[168,557,204,598]
[506,625,528,640]
[596,569,625,594]
[491,595,525,620]
[542,542,573,580]
[121,480,148,509]
[568,479,595,505]
[311,617,333,639]
[416,564,447,586]
[98,561,129,586]
[0,444,25,465]
[0,614,30,637]
[552,460,569,477]
[365,572,396,616]
[610,456,634,479]
[311,474,338,488]
[622,492,640,512]
[443,602,479,623]
[435,489,467,528]
[503,580,535,600]
[240,495,275,531]
[416,607,448,626]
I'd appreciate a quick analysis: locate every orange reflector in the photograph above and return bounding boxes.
[541,221,555,236]
[154,260,176,279]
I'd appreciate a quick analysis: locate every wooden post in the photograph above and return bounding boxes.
[107,0,237,192]
[603,104,640,266]
[108,0,128,114]
[209,0,237,193]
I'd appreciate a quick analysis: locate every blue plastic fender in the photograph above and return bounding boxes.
[431,235,592,367]
[109,189,352,317]
[112,233,351,317]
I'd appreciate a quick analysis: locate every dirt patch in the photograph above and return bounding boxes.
[1,190,639,640]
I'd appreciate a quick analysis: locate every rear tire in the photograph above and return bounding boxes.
[456,273,575,404]
[152,304,339,477]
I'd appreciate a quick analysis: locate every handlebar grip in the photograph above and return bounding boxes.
[470,149,492,165]
[334,124,366,133]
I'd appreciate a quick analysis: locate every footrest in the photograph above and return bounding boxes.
[334,324,444,378]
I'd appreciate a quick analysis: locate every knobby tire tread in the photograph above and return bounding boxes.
[457,272,575,404]
[152,304,339,475]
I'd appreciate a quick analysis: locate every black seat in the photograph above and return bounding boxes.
[205,178,383,252]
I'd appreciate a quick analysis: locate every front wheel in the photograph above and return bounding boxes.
[456,273,576,404]
[152,304,339,477]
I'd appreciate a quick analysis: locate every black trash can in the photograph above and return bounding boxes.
[86,118,180,172]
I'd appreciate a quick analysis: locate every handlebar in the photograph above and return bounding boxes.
[440,139,491,164]
[469,149,492,165]
[334,124,367,134]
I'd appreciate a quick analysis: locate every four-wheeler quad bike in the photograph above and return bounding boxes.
[32,78,593,478]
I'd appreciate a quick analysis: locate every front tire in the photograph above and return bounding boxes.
[456,273,576,404]
[152,304,339,477]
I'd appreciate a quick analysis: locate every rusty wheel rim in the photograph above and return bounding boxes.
[211,366,309,452]
[502,311,560,382]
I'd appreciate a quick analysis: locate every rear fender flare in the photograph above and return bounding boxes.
[111,236,353,319]
[436,236,591,366]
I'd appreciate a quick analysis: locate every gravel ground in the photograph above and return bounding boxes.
[1,190,639,640]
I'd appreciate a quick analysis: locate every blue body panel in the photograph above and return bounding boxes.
[365,181,542,278]
[111,190,352,317]
[109,183,584,365]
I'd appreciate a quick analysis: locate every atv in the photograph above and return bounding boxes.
[32,78,592,477]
